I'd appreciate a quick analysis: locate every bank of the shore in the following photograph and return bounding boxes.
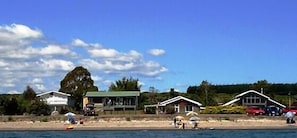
[0,114,294,131]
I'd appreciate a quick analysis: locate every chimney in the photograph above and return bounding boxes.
[261,88,263,94]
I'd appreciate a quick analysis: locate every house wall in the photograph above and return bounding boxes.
[165,100,200,114]
[37,92,70,112]
[237,93,283,108]
[38,93,69,106]
[85,96,138,111]
[83,97,88,107]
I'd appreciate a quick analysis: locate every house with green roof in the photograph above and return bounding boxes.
[83,91,140,112]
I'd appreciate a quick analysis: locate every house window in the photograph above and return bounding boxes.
[174,104,179,113]
[185,105,193,112]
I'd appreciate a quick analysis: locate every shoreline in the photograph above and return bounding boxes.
[0,118,295,131]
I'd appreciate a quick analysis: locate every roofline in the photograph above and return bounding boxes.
[235,90,270,99]
[37,91,70,97]
[85,91,140,97]
[160,96,202,106]
[224,90,285,108]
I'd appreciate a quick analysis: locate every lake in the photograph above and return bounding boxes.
[1,129,297,138]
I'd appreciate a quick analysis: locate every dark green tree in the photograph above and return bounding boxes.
[59,66,99,111]
[252,80,271,93]
[23,85,36,101]
[197,80,217,106]
[3,97,19,115]
[29,98,51,115]
[169,88,179,98]
[109,77,141,91]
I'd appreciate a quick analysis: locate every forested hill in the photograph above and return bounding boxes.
[187,81,297,95]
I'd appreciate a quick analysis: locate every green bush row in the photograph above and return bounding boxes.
[201,105,247,114]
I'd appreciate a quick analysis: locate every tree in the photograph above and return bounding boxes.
[23,85,36,101]
[109,77,141,91]
[59,66,99,111]
[29,98,51,115]
[169,88,179,98]
[252,80,271,93]
[3,97,19,115]
[197,80,217,106]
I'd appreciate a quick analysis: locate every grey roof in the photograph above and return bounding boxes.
[85,91,140,97]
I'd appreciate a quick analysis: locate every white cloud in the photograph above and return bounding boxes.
[39,59,75,71]
[32,78,43,83]
[34,84,46,91]
[0,24,42,50]
[89,48,119,58]
[72,38,88,47]
[148,49,165,56]
[72,38,102,48]
[91,75,102,82]
[102,80,113,87]
[40,45,73,55]
[138,81,145,87]
[0,24,168,94]
[7,90,21,94]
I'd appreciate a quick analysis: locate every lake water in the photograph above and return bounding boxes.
[1,129,297,138]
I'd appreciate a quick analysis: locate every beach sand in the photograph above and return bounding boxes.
[0,117,295,131]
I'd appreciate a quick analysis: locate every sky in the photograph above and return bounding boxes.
[0,0,296,94]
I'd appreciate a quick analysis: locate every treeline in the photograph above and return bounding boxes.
[140,80,297,109]
[0,86,51,115]
[187,80,297,95]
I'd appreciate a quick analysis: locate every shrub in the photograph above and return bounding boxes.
[7,116,13,122]
[165,106,175,114]
[125,117,131,121]
[201,105,246,114]
[145,107,156,114]
[40,117,48,122]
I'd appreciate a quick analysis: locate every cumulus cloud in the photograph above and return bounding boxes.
[40,45,73,55]
[0,24,168,94]
[148,49,165,56]
[39,59,75,71]
[72,38,101,48]
[7,90,21,94]
[0,24,42,50]
[32,78,43,84]
[91,76,102,82]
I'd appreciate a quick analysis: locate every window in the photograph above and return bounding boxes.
[174,104,179,113]
[185,105,193,112]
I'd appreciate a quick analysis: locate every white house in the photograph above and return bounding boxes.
[37,91,70,112]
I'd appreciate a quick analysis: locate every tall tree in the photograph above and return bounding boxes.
[23,85,36,101]
[169,88,179,98]
[109,77,141,91]
[200,80,210,105]
[59,66,98,111]
[252,80,271,93]
[197,80,217,106]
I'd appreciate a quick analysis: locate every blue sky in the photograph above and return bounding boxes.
[0,0,296,94]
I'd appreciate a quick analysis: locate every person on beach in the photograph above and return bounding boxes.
[193,122,198,129]
[182,123,185,129]
[174,118,177,127]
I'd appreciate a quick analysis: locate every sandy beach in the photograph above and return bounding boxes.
[0,116,295,131]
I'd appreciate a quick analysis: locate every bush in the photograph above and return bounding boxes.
[145,107,156,114]
[28,99,51,116]
[7,116,13,122]
[40,117,48,122]
[165,106,175,114]
[200,105,246,114]
[125,117,131,121]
